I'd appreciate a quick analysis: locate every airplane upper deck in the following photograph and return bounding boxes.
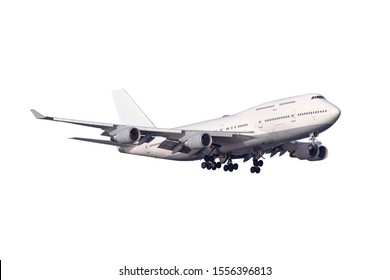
[235,93,327,116]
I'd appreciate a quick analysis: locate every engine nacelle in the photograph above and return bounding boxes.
[184,133,212,150]
[290,143,328,161]
[113,128,141,144]
[308,145,328,161]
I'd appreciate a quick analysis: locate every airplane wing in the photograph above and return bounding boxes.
[31,109,116,130]
[31,110,255,152]
[31,109,185,136]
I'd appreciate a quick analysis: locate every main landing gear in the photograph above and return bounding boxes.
[250,159,263,174]
[201,155,239,172]
[223,159,239,172]
[201,155,221,170]
[201,155,264,174]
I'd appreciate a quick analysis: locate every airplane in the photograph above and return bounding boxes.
[31,89,341,174]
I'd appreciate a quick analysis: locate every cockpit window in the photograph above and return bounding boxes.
[311,95,326,100]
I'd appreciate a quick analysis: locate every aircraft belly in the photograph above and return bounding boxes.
[117,123,332,161]
[218,123,332,155]
[218,137,271,154]
[270,123,333,147]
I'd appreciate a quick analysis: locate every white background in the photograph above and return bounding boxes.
[1,1,389,279]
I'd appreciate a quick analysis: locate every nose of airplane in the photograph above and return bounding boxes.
[330,105,341,123]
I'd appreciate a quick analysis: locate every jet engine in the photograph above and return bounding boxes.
[112,128,141,144]
[290,143,328,161]
[184,133,212,150]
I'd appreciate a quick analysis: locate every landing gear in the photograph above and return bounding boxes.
[309,131,320,142]
[250,166,261,174]
[202,154,239,172]
[201,154,264,174]
[250,159,263,174]
[253,159,263,167]
[201,155,222,171]
[223,160,239,172]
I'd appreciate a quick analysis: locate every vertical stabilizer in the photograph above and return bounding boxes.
[112,89,156,127]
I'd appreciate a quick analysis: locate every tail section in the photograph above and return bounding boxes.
[112,89,156,127]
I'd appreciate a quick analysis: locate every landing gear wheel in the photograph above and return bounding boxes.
[202,154,222,171]
[253,159,264,167]
[219,156,239,172]
[250,166,261,174]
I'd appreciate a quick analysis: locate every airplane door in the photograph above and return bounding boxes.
[220,122,225,131]
[291,110,296,122]
[258,116,263,128]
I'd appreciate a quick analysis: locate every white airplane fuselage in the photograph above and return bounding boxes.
[118,93,340,161]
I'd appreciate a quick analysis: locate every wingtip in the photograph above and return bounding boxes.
[31,109,45,119]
